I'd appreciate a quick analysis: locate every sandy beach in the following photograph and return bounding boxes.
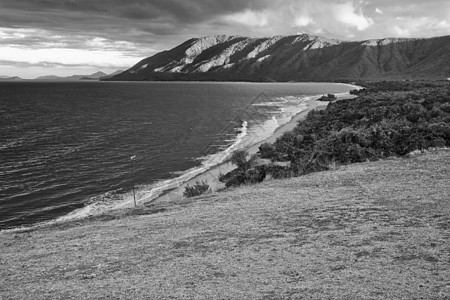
[52,86,359,225]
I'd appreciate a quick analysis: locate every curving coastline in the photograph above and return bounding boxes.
[148,85,361,206]
[15,83,360,229]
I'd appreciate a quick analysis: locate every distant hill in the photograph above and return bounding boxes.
[79,71,108,80]
[98,70,125,80]
[35,71,109,81]
[34,75,63,80]
[0,76,22,81]
[107,34,450,82]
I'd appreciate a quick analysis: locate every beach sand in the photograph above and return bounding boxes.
[49,89,358,226]
[150,93,357,205]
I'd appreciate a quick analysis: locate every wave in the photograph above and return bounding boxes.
[50,121,249,223]
[33,86,359,228]
[252,98,288,107]
[136,120,248,202]
[50,95,311,224]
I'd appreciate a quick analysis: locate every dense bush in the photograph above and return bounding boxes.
[220,80,450,188]
[259,142,277,159]
[266,81,450,174]
[318,93,337,101]
[219,150,266,187]
[264,164,293,179]
[230,150,255,172]
[183,180,211,198]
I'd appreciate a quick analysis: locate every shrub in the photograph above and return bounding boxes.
[221,81,450,189]
[259,142,277,159]
[318,93,337,101]
[230,150,256,172]
[350,88,367,95]
[183,180,211,198]
[219,150,265,187]
[219,168,244,187]
[244,166,266,184]
[265,164,293,179]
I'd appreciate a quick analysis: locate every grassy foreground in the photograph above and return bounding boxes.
[1,149,449,299]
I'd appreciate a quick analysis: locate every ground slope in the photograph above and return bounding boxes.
[1,150,449,299]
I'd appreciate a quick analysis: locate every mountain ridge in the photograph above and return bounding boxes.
[0,76,22,81]
[107,34,450,81]
[35,71,116,81]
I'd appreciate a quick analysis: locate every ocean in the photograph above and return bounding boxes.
[0,81,354,229]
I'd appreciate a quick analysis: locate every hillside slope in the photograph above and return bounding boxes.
[109,34,450,81]
[1,149,449,299]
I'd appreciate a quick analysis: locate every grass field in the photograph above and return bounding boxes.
[1,149,449,299]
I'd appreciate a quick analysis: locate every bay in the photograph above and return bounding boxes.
[0,81,354,229]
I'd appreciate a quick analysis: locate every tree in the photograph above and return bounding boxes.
[318,94,337,101]
[183,180,211,198]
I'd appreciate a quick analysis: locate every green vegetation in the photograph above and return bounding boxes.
[318,93,337,101]
[183,180,211,198]
[219,150,265,187]
[224,81,450,186]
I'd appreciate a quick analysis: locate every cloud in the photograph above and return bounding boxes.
[0,45,141,68]
[0,0,447,43]
[432,19,450,30]
[389,16,450,37]
[392,25,411,37]
[223,10,269,27]
[333,2,373,31]
[294,15,314,27]
[0,0,448,77]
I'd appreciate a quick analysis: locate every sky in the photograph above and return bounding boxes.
[1,0,449,79]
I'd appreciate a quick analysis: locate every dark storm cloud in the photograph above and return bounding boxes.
[1,0,448,43]
[0,0,272,29]
[0,0,272,56]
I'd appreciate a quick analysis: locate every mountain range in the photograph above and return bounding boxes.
[34,70,124,81]
[107,34,450,82]
[0,76,23,81]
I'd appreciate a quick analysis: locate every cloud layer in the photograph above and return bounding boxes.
[0,0,449,77]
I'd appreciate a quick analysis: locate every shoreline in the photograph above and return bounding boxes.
[1,84,359,232]
[55,89,359,221]
[58,88,361,219]
[150,90,358,206]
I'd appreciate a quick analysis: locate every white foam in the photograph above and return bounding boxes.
[46,84,361,227]
[248,116,280,143]
[62,93,316,220]
[252,99,287,107]
[332,82,364,91]
[135,121,248,204]
[51,120,250,221]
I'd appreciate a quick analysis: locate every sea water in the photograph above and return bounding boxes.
[0,81,355,229]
